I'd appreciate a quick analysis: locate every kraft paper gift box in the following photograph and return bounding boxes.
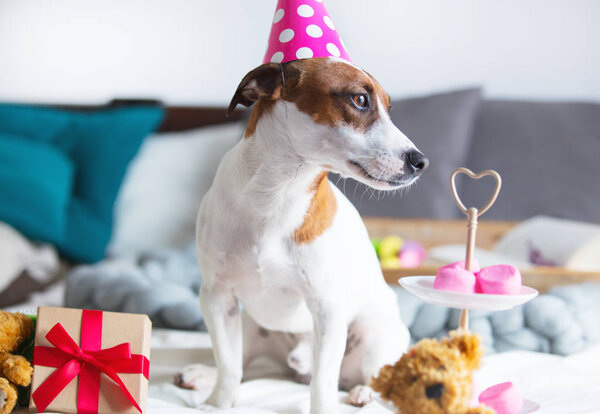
[29,307,151,414]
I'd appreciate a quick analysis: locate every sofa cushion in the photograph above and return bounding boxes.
[0,132,74,242]
[462,100,600,222]
[108,122,244,257]
[332,88,482,218]
[0,104,164,262]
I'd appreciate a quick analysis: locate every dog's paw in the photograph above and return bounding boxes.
[174,364,217,390]
[287,340,312,375]
[205,385,238,409]
[346,385,373,407]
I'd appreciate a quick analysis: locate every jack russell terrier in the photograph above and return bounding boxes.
[177,57,428,414]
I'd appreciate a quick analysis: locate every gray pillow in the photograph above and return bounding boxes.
[332,88,482,218]
[461,100,600,222]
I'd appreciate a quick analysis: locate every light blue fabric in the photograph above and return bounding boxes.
[0,104,164,262]
[65,244,205,330]
[392,282,600,355]
[65,243,600,354]
[0,132,74,242]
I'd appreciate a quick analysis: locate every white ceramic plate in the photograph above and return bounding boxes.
[398,276,539,311]
[372,393,541,413]
[521,399,542,413]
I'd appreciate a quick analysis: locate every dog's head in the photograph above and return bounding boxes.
[229,57,428,190]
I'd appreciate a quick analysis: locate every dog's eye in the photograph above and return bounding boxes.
[351,94,369,109]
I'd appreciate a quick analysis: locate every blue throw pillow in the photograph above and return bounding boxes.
[0,133,74,242]
[0,105,70,142]
[0,104,164,262]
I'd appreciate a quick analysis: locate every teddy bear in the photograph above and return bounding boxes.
[371,330,495,414]
[0,310,34,414]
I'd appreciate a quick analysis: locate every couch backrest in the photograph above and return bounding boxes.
[461,99,600,222]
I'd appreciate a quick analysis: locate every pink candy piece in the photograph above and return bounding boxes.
[398,241,426,268]
[434,263,477,293]
[433,260,523,295]
[477,265,522,295]
[445,259,481,272]
[479,382,524,414]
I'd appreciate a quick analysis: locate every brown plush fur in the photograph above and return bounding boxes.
[371,330,495,414]
[0,311,34,414]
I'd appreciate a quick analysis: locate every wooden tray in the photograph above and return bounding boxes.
[363,218,600,293]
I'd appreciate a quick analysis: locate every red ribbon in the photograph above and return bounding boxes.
[32,310,149,414]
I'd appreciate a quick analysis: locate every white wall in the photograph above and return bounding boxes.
[0,0,599,105]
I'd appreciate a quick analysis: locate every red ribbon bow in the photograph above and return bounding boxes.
[32,310,149,414]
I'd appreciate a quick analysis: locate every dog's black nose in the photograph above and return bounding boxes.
[406,150,429,173]
[425,383,444,400]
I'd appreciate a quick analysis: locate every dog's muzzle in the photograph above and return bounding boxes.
[349,150,429,186]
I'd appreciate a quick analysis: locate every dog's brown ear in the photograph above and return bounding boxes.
[227,63,283,116]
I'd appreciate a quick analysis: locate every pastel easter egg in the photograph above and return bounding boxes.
[379,236,403,259]
[380,256,401,269]
[398,241,426,268]
[371,238,382,257]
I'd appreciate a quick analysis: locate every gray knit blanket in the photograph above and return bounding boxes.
[65,244,205,330]
[65,245,600,355]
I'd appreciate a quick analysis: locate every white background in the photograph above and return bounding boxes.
[0,0,599,105]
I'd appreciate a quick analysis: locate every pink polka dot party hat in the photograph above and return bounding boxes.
[263,0,351,64]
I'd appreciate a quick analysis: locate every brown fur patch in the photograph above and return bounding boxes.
[237,59,390,138]
[365,71,390,112]
[281,58,391,134]
[293,171,337,244]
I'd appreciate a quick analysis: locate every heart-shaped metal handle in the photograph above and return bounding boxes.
[450,167,502,217]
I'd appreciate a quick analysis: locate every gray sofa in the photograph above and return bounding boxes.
[334,89,600,223]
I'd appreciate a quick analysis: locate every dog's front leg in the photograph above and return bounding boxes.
[199,282,242,408]
[306,296,347,414]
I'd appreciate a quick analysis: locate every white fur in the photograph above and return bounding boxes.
[186,59,421,414]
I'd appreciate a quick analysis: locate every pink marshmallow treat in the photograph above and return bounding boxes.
[451,259,481,272]
[477,265,522,295]
[479,382,524,414]
[263,0,351,64]
[434,262,477,293]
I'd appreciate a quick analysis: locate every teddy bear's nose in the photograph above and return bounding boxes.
[425,383,444,399]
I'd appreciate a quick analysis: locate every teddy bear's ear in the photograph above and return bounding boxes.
[369,364,396,398]
[0,311,34,353]
[444,331,484,370]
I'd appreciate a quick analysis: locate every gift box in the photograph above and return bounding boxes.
[29,307,151,414]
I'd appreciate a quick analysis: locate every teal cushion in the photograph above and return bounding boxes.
[0,105,70,142]
[0,104,164,262]
[0,133,74,241]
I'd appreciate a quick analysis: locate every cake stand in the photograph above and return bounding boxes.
[375,168,541,413]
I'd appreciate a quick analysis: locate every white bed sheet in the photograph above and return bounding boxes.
[10,288,600,414]
[147,329,600,414]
